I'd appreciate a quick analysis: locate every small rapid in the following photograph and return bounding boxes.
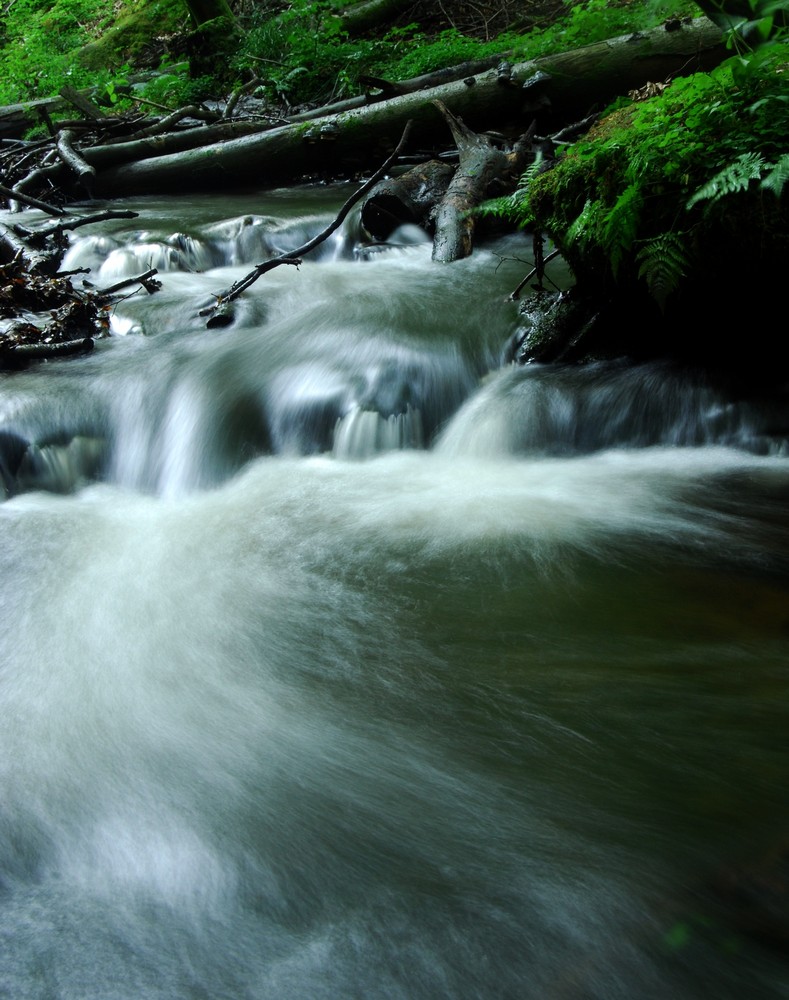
[3,188,788,501]
[2,186,789,1000]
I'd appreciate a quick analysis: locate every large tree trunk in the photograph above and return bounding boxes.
[79,19,724,198]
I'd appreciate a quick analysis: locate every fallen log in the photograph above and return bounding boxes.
[10,118,280,197]
[0,97,66,140]
[360,159,454,240]
[82,19,725,199]
[123,104,222,141]
[0,183,64,217]
[431,101,535,263]
[286,56,507,123]
[31,209,139,242]
[1,337,94,363]
[59,86,106,121]
[95,268,161,297]
[1,211,139,277]
[56,129,97,193]
[0,224,60,274]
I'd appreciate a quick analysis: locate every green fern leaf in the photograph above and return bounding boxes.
[636,232,689,311]
[476,193,523,221]
[566,199,604,248]
[761,153,789,196]
[603,183,643,275]
[687,153,767,209]
[476,152,545,224]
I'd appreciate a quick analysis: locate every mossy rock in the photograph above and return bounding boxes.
[77,0,187,71]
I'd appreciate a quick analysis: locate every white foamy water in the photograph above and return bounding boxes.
[2,188,789,1000]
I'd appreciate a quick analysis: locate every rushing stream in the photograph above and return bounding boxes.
[2,185,789,1000]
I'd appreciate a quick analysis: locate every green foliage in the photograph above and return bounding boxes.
[377,26,519,81]
[241,0,657,107]
[603,183,644,275]
[697,0,789,50]
[0,0,108,102]
[476,155,545,224]
[484,33,789,308]
[554,0,698,50]
[635,232,689,310]
[686,151,767,206]
[761,152,789,195]
[0,0,703,112]
[240,0,378,105]
[239,4,524,107]
[140,68,216,107]
[0,0,186,105]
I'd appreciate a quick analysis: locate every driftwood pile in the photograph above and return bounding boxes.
[0,219,161,370]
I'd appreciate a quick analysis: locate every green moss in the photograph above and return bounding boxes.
[77,0,187,71]
[0,0,188,102]
[489,39,789,308]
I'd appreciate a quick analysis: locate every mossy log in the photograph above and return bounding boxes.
[80,19,725,199]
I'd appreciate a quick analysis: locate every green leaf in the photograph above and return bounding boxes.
[566,200,604,248]
[603,183,643,275]
[761,153,789,195]
[636,232,689,310]
[686,153,766,208]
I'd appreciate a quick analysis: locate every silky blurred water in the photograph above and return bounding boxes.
[1,186,788,1000]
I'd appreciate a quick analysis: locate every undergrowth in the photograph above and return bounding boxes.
[481,19,789,309]
[0,0,699,112]
[0,0,187,106]
[235,0,699,108]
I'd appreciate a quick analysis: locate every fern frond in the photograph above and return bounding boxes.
[636,232,689,311]
[517,151,545,191]
[686,152,767,209]
[761,153,789,196]
[566,199,604,248]
[476,151,545,224]
[602,183,643,275]
[475,193,524,221]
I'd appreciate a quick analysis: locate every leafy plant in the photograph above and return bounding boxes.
[761,152,789,195]
[635,232,689,310]
[0,0,185,105]
[239,0,382,105]
[695,0,789,50]
[686,151,767,207]
[483,32,789,309]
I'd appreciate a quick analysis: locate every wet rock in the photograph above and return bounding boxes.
[14,435,108,496]
[506,289,602,365]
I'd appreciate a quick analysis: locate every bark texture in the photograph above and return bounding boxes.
[431,102,534,262]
